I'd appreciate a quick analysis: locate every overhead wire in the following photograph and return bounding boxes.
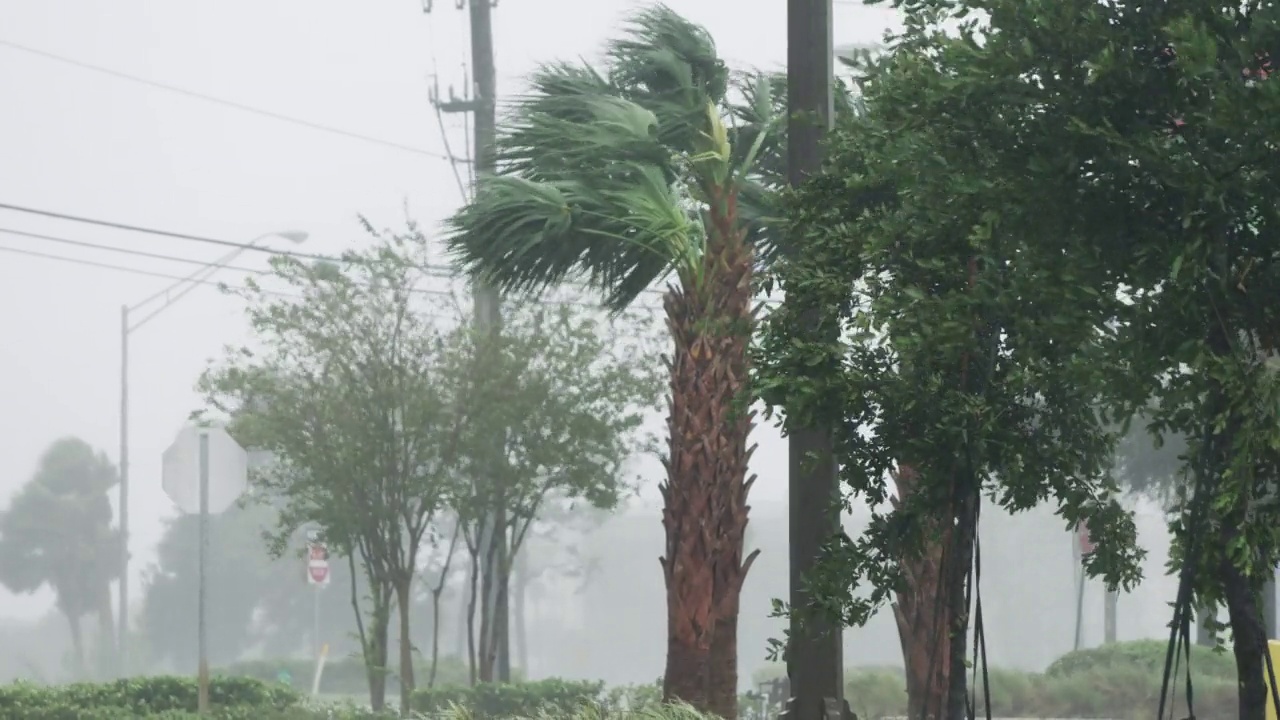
[0,37,460,162]
[0,233,661,311]
[0,243,299,299]
[0,201,672,300]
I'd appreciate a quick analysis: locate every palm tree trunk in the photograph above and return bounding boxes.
[661,185,758,718]
[708,604,741,719]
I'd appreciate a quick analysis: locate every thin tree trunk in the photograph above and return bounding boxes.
[945,488,977,720]
[349,552,392,712]
[427,527,460,689]
[514,555,528,677]
[65,612,85,681]
[367,606,391,712]
[661,184,757,718]
[97,583,117,677]
[466,545,479,686]
[892,464,951,720]
[395,578,416,716]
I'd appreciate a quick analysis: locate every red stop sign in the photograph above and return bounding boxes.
[308,563,329,584]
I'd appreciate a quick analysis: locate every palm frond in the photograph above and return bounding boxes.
[445,6,733,310]
[606,4,727,156]
[447,168,694,311]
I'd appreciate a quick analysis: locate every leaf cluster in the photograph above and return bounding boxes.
[755,19,1147,628]
[802,0,1280,612]
[198,223,664,588]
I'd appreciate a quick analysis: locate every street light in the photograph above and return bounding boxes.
[116,229,308,673]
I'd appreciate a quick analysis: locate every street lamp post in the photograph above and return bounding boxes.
[116,229,308,673]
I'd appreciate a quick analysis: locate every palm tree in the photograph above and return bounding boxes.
[444,6,782,716]
[0,437,122,679]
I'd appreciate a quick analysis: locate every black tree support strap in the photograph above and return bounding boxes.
[1158,417,1217,720]
[971,516,991,720]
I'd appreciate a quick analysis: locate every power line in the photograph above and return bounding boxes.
[0,201,667,297]
[0,37,461,162]
[0,226,271,275]
[0,201,349,263]
[0,243,298,297]
[0,236,662,311]
[0,225,458,280]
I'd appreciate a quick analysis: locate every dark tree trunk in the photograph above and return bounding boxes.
[1222,533,1269,720]
[708,606,740,719]
[661,185,757,718]
[944,489,977,720]
[395,579,416,716]
[892,464,951,720]
[365,611,390,713]
[478,525,498,684]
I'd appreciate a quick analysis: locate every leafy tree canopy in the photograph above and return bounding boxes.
[755,10,1148,632]
[0,437,121,619]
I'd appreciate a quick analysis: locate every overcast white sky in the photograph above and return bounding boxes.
[0,0,899,622]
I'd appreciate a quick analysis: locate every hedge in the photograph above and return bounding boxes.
[753,640,1244,720]
[220,654,474,697]
[0,676,302,720]
[1,641,1259,719]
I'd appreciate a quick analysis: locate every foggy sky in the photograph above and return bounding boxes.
[0,0,901,622]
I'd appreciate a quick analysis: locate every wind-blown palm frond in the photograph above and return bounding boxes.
[446,5,724,310]
[449,166,695,310]
[607,5,727,155]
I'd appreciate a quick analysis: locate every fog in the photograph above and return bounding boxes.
[0,0,1209,699]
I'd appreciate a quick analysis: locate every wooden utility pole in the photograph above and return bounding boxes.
[784,0,849,718]
[428,0,510,681]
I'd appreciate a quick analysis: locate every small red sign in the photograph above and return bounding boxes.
[308,563,330,584]
[1076,521,1096,557]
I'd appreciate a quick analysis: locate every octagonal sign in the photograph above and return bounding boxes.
[161,424,249,515]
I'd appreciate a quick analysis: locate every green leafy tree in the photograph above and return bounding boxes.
[830,1,1280,716]
[199,226,461,714]
[0,437,122,679]
[755,20,1147,719]
[443,5,783,714]
[446,301,663,683]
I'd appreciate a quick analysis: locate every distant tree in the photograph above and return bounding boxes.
[446,302,663,683]
[0,437,122,678]
[138,501,361,671]
[199,225,460,714]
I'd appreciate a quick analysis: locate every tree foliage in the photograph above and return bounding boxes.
[759,0,1280,715]
[200,226,461,712]
[138,501,361,671]
[199,222,662,709]
[0,437,122,677]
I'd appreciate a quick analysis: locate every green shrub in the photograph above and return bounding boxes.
[220,655,473,697]
[0,676,299,719]
[413,678,606,717]
[1045,639,1238,681]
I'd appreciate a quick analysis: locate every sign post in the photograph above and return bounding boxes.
[306,530,330,663]
[162,424,248,716]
